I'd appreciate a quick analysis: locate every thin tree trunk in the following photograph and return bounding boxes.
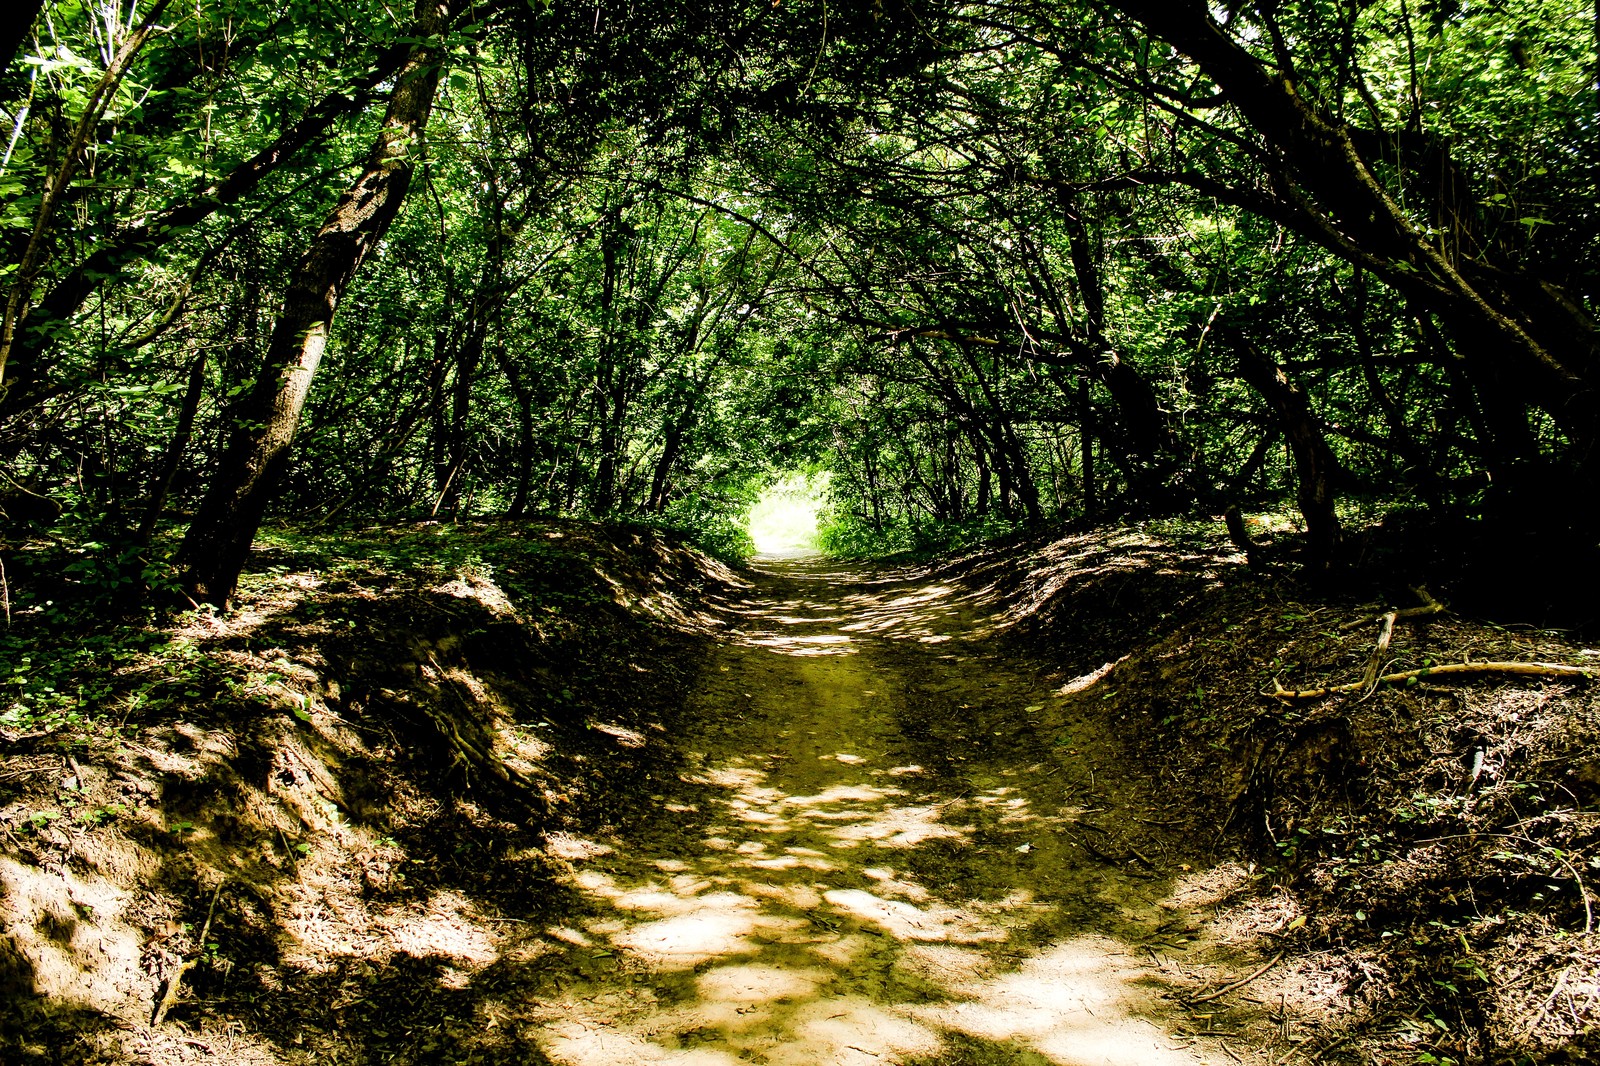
[1233,335,1344,570]
[1223,429,1281,499]
[0,0,173,389]
[974,447,992,515]
[317,404,429,526]
[1059,207,1179,504]
[1413,311,1535,475]
[862,444,886,531]
[0,58,401,416]
[440,322,485,517]
[136,352,207,545]
[496,343,536,519]
[1077,375,1095,518]
[648,420,686,513]
[999,422,1042,523]
[1109,0,1598,465]
[1351,280,1441,506]
[175,0,453,604]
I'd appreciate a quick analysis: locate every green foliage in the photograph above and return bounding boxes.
[816,507,1022,562]
[656,491,759,563]
[2,0,1597,576]
[0,617,190,736]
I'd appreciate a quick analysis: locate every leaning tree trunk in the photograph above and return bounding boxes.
[175,0,453,605]
[1059,207,1180,505]
[1233,335,1344,570]
[0,57,403,420]
[0,0,173,391]
[1106,0,1599,470]
[496,341,536,520]
[136,352,208,545]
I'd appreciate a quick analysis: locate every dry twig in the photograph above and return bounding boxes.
[1270,662,1595,700]
[1358,610,1398,698]
[1186,951,1284,1005]
[150,881,225,1027]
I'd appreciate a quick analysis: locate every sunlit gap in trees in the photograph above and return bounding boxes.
[746,472,828,557]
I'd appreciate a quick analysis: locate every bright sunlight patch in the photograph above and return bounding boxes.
[747,473,827,556]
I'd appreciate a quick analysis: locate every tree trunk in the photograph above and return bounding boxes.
[0,0,173,391]
[0,60,400,418]
[1077,375,1095,518]
[647,418,688,513]
[175,0,453,605]
[439,321,485,518]
[136,352,207,545]
[998,422,1042,523]
[1057,202,1181,506]
[1107,0,1599,468]
[1349,278,1440,506]
[1232,335,1344,569]
[497,342,536,520]
[1223,428,1281,499]
[973,444,992,515]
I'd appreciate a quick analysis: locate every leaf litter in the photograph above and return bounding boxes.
[1,516,1596,1063]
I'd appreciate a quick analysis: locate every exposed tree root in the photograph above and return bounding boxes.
[1338,585,1446,630]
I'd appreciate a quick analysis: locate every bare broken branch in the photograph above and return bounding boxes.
[1269,662,1596,700]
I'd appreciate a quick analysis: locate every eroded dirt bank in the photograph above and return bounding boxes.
[1,528,1293,1066]
[5,518,1598,1064]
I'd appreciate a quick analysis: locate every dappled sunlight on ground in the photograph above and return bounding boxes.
[726,557,1006,654]
[500,559,1277,1065]
[907,937,1205,1066]
[0,528,1315,1064]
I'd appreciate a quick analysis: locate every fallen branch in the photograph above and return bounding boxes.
[1339,585,1446,630]
[1270,662,1596,700]
[1186,951,1284,1004]
[151,881,225,1027]
[1357,610,1397,698]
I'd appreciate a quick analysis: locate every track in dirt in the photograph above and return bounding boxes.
[518,556,1273,1066]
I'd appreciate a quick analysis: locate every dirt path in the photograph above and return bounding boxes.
[513,556,1275,1066]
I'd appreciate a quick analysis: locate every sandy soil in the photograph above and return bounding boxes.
[503,555,1279,1066]
[8,526,1403,1065]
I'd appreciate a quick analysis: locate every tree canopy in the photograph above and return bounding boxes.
[2,0,1596,602]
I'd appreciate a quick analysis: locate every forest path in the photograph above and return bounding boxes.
[520,556,1268,1066]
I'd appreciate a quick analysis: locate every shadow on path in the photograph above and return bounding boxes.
[508,554,1272,1066]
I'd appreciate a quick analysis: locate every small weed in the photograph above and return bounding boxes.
[78,803,129,826]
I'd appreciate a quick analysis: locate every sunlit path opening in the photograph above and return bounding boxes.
[746,473,828,557]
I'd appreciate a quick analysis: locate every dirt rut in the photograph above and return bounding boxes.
[516,556,1272,1066]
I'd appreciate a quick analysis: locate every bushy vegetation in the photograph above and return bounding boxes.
[0,2,1594,583]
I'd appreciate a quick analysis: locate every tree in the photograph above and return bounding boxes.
[175,0,456,604]
[1100,0,1599,485]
